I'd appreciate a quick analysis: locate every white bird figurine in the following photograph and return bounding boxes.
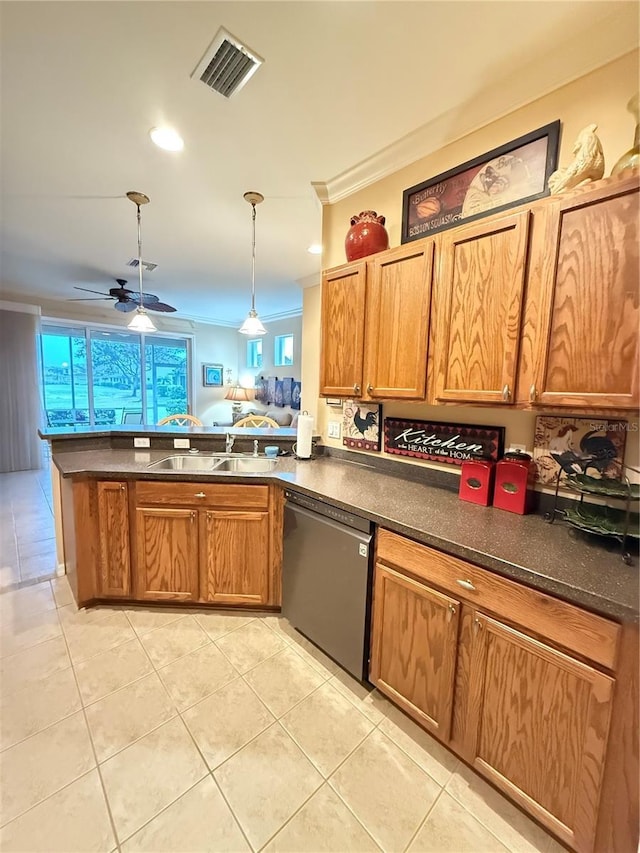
[548,124,605,194]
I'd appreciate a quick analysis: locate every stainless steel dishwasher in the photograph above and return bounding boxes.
[282,490,374,681]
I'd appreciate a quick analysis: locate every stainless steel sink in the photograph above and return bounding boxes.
[147,455,225,471]
[214,457,278,473]
[146,454,277,473]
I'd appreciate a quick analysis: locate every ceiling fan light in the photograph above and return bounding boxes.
[128,307,157,333]
[238,309,266,336]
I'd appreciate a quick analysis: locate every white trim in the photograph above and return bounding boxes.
[0,300,41,315]
[315,46,638,205]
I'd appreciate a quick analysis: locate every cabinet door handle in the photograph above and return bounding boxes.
[447,604,457,619]
[190,511,196,521]
[502,384,511,401]
[473,617,483,634]
[353,384,360,395]
[456,578,476,591]
[529,384,537,402]
[366,384,374,394]
[194,492,206,498]
[120,484,126,490]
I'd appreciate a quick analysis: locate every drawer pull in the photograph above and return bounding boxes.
[353,384,361,395]
[194,492,206,498]
[456,578,476,591]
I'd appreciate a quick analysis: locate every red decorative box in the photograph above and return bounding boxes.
[459,458,495,506]
[493,451,536,514]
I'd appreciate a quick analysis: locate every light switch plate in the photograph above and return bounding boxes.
[134,437,150,448]
[174,438,190,449]
[328,421,341,439]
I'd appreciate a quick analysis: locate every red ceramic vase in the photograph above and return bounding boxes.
[345,211,389,261]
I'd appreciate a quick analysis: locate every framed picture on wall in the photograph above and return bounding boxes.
[401,120,561,243]
[202,364,223,387]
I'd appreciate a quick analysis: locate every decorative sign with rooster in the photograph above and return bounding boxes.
[343,402,381,451]
[533,416,628,486]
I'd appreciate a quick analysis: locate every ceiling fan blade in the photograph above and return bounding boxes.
[67,297,114,302]
[114,300,137,313]
[73,286,111,296]
[128,292,158,303]
[145,301,177,313]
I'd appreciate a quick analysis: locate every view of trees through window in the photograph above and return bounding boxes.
[41,324,190,427]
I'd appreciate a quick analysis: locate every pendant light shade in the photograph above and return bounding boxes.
[239,191,266,336]
[126,191,156,334]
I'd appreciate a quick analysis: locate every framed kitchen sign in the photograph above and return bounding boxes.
[401,120,561,243]
[202,363,223,387]
[384,418,505,466]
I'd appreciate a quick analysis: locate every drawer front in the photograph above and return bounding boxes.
[135,481,269,510]
[376,529,619,670]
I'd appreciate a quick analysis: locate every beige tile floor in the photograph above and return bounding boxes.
[1,463,58,591]
[0,469,564,852]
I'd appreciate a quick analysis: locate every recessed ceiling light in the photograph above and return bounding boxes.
[307,244,322,255]
[149,126,184,152]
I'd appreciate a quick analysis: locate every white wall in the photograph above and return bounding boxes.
[192,322,240,426]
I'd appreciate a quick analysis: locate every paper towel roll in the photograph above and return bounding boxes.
[296,413,314,459]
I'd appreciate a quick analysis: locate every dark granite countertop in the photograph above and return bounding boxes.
[40,425,299,440]
[51,447,639,623]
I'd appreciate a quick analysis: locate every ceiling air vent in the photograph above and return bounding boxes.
[126,258,157,272]
[191,27,263,98]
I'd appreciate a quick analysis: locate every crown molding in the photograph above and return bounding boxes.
[314,44,638,206]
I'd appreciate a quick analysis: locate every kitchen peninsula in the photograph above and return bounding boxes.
[42,427,638,853]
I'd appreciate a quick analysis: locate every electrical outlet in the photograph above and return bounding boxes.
[173,438,190,449]
[328,421,341,439]
[134,437,150,448]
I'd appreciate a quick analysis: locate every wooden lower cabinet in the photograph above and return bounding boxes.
[369,563,459,739]
[463,612,613,853]
[369,530,624,853]
[135,507,199,600]
[96,481,131,597]
[201,509,270,605]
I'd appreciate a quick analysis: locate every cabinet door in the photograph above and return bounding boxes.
[363,240,434,399]
[201,510,270,605]
[464,613,614,852]
[433,210,530,404]
[320,261,367,397]
[96,481,131,597]
[370,563,460,740]
[135,508,199,600]
[530,177,639,409]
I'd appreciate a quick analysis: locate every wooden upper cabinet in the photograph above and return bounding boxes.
[363,240,434,400]
[433,210,531,404]
[96,481,131,598]
[201,510,270,606]
[463,613,614,853]
[529,175,639,409]
[369,563,460,740]
[320,261,367,397]
[135,507,199,600]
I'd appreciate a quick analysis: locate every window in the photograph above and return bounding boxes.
[247,338,263,368]
[40,323,191,427]
[274,334,294,366]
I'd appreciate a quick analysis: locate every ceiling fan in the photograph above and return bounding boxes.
[69,279,176,313]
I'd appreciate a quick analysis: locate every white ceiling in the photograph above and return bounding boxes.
[1,1,637,327]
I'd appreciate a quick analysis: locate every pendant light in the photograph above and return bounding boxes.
[239,191,266,336]
[126,191,156,333]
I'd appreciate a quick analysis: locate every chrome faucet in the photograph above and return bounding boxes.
[225,433,235,454]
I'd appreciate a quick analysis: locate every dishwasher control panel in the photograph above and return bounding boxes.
[284,490,372,535]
